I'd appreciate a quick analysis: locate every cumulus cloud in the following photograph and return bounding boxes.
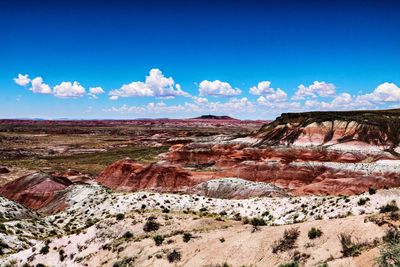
[357,82,400,103]
[89,86,105,95]
[14,74,31,86]
[88,87,105,99]
[198,80,241,97]
[109,69,189,98]
[249,81,272,95]
[53,81,86,98]
[293,81,336,100]
[30,77,52,94]
[250,81,287,102]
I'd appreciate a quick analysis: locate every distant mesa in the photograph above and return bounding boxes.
[192,115,238,120]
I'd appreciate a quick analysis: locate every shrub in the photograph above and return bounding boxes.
[116,213,125,220]
[153,235,164,246]
[112,256,135,267]
[250,217,267,227]
[380,201,399,213]
[59,249,66,261]
[183,232,193,243]
[40,245,50,255]
[339,233,363,257]
[383,227,400,244]
[0,239,9,255]
[272,228,300,253]
[308,227,323,239]
[167,249,181,263]
[143,217,160,232]
[122,231,133,239]
[375,242,400,267]
[390,211,400,221]
[357,198,369,206]
[369,188,377,195]
[278,262,299,267]
[0,223,7,234]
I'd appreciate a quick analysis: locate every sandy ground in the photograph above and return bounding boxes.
[1,212,387,267]
[1,184,399,267]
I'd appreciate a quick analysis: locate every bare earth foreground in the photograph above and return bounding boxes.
[1,111,400,267]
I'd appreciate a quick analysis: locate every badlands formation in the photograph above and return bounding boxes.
[0,110,400,266]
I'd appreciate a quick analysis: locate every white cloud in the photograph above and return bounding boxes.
[106,97,255,116]
[14,74,31,86]
[109,95,119,100]
[357,82,400,103]
[109,69,189,98]
[257,96,301,109]
[88,87,105,99]
[293,81,336,100]
[53,81,86,98]
[249,81,287,102]
[303,93,374,110]
[29,77,52,94]
[89,86,105,95]
[192,96,208,104]
[198,80,241,97]
[249,81,272,95]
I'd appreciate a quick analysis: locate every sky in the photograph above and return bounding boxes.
[1,0,400,119]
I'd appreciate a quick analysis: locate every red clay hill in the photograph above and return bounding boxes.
[96,159,195,192]
[0,172,73,210]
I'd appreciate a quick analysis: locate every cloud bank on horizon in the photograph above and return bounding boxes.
[12,69,400,119]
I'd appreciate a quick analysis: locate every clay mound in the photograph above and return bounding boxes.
[190,177,290,199]
[254,109,400,155]
[0,172,73,210]
[97,159,195,192]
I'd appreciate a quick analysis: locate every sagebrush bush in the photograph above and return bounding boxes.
[375,242,400,267]
[278,261,299,267]
[339,233,363,257]
[369,188,377,195]
[272,228,300,253]
[115,213,125,220]
[380,201,399,213]
[153,235,164,246]
[308,227,323,239]
[167,249,181,263]
[183,232,193,243]
[383,227,400,244]
[143,216,160,232]
[250,217,267,227]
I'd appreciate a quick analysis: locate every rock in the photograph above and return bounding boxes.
[0,167,10,174]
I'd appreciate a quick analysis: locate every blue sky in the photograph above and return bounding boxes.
[1,0,400,119]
